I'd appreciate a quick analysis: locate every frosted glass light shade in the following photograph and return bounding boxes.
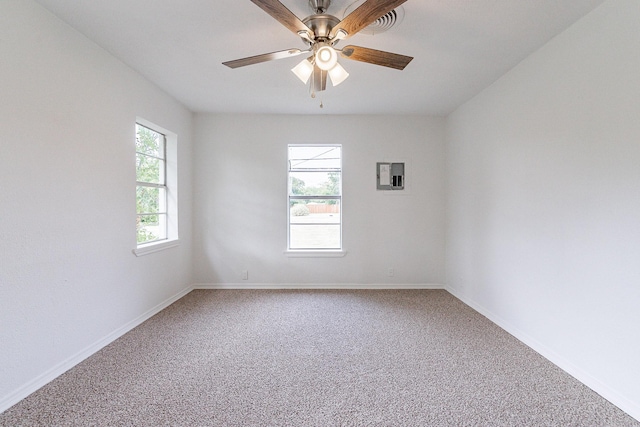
[291,59,313,84]
[315,46,338,71]
[328,63,349,86]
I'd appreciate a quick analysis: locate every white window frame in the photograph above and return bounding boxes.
[286,144,345,257]
[133,119,179,256]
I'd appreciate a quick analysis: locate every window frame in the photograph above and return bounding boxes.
[133,119,179,256]
[136,123,167,245]
[287,144,344,255]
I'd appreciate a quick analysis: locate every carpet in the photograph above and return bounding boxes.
[1,289,637,426]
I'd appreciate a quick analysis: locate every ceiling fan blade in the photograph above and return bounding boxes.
[312,65,328,92]
[330,0,407,39]
[223,48,307,69]
[340,45,413,70]
[251,0,312,36]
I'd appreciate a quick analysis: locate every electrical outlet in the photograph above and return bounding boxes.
[387,268,395,277]
[242,270,248,280]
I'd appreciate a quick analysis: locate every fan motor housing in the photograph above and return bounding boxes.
[303,14,340,41]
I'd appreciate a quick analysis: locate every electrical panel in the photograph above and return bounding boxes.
[377,162,404,190]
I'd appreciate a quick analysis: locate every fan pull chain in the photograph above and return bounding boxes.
[307,67,323,107]
[309,74,316,99]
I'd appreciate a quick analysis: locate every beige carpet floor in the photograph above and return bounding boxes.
[1,289,638,426]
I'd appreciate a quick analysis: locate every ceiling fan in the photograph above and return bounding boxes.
[223,0,413,94]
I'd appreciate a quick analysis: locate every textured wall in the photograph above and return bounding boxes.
[192,114,446,285]
[445,0,640,418]
[0,0,193,409]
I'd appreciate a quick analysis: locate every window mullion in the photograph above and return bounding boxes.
[137,211,168,216]
[289,195,341,200]
[137,182,166,189]
[289,168,340,172]
[135,152,165,161]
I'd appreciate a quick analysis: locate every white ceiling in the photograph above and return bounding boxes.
[34,0,604,115]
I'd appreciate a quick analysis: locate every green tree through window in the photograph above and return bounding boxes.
[136,124,167,244]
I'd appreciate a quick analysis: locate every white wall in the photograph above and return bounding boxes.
[445,0,640,418]
[193,114,446,286]
[0,0,193,410]
[4,0,638,420]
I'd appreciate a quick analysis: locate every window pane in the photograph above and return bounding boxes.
[136,213,167,243]
[136,186,166,214]
[289,171,341,196]
[289,146,341,171]
[290,199,340,249]
[290,200,340,222]
[136,125,164,158]
[136,153,164,184]
[290,224,341,249]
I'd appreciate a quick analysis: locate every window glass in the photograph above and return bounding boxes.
[288,145,342,250]
[136,124,167,245]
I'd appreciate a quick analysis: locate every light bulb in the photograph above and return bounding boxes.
[315,46,338,71]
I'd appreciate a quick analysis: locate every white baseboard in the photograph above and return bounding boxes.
[192,283,446,290]
[2,283,443,414]
[10,283,635,423]
[445,286,640,423]
[0,285,193,414]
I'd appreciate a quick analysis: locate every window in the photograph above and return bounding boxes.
[134,120,178,255]
[288,145,342,251]
[136,123,167,245]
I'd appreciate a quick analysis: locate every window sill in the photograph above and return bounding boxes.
[285,250,347,258]
[133,239,180,257]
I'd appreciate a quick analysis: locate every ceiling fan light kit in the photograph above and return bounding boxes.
[291,41,349,88]
[223,0,413,98]
[291,58,314,83]
[327,62,349,86]
[315,45,338,70]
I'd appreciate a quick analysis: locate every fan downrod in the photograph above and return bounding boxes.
[309,0,331,14]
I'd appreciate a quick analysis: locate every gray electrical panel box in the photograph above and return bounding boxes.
[377,162,405,190]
